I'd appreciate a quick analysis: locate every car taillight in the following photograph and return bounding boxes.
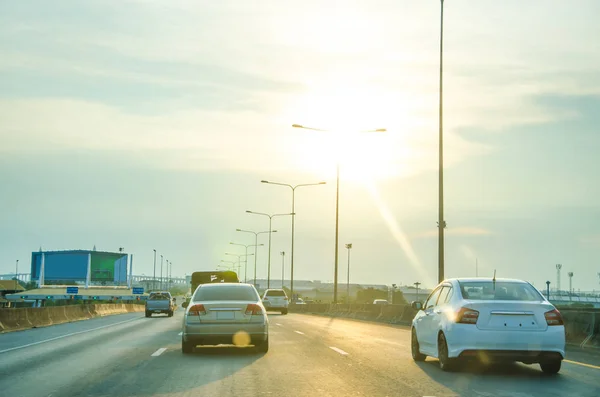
[545,309,564,326]
[188,304,206,316]
[245,304,262,315]
[456,307,479,324]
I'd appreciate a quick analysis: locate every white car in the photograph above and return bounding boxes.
[410,278,565,374]
[262,289,289,314]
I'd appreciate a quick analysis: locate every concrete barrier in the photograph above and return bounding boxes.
[0,303,145,333]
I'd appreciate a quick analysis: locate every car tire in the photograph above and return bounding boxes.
[438,333,457,372]
[255,337,269,353]
[282,309,288,315]
[182,338,194,354]
[411,328,426,362]
[168,311,173,317]
[540,359,561,374]
[145,311,151,318]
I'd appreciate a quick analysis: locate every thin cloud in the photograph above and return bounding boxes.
[414,227,493,239]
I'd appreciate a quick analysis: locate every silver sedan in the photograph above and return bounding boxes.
[181,283,269,353]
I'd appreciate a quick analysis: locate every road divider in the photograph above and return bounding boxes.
[0,304,145,333]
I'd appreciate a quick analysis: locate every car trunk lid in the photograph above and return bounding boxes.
[187,301,260,323]
[465,300,553,331]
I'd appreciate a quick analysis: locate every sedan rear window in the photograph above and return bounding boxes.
[149,293,170,300]
[265,290,286,297]
[193,285,259,301]
[459,281,543,301]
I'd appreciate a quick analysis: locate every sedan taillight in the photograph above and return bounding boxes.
[245,304,262,315]
[545,309,564,326]
[456,307,479,324]
[188,304,206,316]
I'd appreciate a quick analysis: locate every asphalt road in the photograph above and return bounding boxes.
[0,311,599,397]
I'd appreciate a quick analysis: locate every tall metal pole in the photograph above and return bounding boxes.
[281,251,285,288]
[253,233,258,285]
[15,259,19,290]
[334,163,340,303]
[245,245,249,283]
[160,255,164,290]
[291,189,295,298]
[438,0,446,283]
[153,249,156,291]
[344,243,353,302]
[268,216,273,288]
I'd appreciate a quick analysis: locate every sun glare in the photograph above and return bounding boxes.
[283,82,420,184]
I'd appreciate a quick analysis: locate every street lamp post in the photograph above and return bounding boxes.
[236,229,276,286]
[437,0,446,283]
[160,255,164,290]
[280,251,285,288]
[15,259,19,291]
[260,180,326,301]
[292,124,385,303]
[153,249,157,291]
[246,211,294,288]
[546,281,551,300]
[414,282,421,302]
[230,242,264,283]
[345,244,352,303]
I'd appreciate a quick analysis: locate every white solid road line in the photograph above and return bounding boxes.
[275,323,282,326]
[151,348,167,357]
[294,330,305,335]
[0,317,141,355]
[329,346,349,356]
[178,332,183,336]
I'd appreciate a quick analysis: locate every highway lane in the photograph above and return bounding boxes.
[0,311,597,397]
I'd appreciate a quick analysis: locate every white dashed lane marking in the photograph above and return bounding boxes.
[329,346,349,356]
[151,348,167,357]
[294,331,305,335]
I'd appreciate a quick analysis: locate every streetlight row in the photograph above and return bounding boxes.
[152,249,173,292]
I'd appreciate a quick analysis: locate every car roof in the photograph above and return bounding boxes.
[445,277,528,284]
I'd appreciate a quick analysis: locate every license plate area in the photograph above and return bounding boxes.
[489,314,538,329]
[217,311,235,320]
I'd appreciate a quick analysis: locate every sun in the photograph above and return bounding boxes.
[282,82,419,183]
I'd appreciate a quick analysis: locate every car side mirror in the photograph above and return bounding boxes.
[411,301,423,311]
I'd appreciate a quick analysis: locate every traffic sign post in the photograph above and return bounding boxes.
[66,287,79,294]
[133,287,144,295]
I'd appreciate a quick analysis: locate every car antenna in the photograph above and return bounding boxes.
[492,269,497,291]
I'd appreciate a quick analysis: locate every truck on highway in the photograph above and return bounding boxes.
[145,291,174,317]
[182,271,239,308]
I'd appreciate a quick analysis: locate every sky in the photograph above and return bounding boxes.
[1,0,599,291]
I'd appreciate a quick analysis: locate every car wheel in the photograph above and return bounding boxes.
[255,337,269,353]
[182,338,194,354]
[145,311,151,318]
[540,359,561,374]
[282,309,288,315]
[411,328,426,362]
[438,333,457,371]
[168,311,173,317]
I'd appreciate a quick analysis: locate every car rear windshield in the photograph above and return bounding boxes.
[266,290,286,297]
[458,281,543,301]
[193,285,259,301]
[149,293,170,300]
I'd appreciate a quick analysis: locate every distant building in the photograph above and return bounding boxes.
[31,249,129,285]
